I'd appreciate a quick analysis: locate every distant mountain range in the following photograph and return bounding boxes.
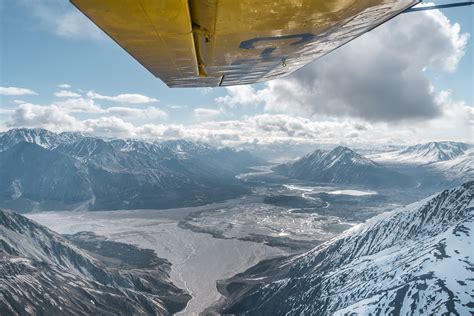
[430,148,474,183]
[371,141,471,165]
[273,146,413,187]
[211,181,474,315]
[0,128,264,212]
[0,209,190,315]
[370,141,473,185]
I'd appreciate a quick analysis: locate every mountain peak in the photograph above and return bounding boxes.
[331,145,354,153]
[273,145,411,187]
[326,146,367,161]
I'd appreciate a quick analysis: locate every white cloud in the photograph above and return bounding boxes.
[4,100,471,147]
[7,103,83,131]
[13,100,25,104]
[0,86,37,96]
[9,95,168,123]
[57,84,71,89]
[83,117,136,138]
[193,108,222,120]
[215,86,264,108]
[106,106,168,119]
[418,90,474,141]
[132,98,472,146]
[167,104,188,109]
[87,91,159,104]
[53,98,103,113]
[216,10,469,123]
[136,124,185,139]
[54,90,81,98]
[50,97,167,119]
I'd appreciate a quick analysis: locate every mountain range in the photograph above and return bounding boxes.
[371,141,471,165]
[0,208,190,315]
[0,128,264,212]
[273,146,414,187]
[211,181,474,315]
[370,141,473,186]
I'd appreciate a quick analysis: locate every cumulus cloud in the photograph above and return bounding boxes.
[5,101,165,136]
[105,115,369,146]
[0,86,37,96]
[7,103,83,131]
[54,90,81,98]
[136,124,186,139]
[420,90,474,141]
[87,91,159,104]
[8,93,168,127]
[83,117,136,138]
[58,84,71,88]
[215,86,264,108]
[53,98,103,113]
[217,10,468,123]
[4,99,471,147]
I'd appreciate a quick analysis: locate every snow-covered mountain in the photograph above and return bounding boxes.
[430,148,474,183]
[0,142,92,208]
[0,128,264,212]
[0,128,82,151]
[0,209,190,315]
[212,181,474,315]
[273,146,413,187]
[371,141,471,165]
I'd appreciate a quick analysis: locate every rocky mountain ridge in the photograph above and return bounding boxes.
[0,209,190,315]
[212,181,474,315]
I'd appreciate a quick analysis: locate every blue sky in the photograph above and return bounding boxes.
[0,1,472,146]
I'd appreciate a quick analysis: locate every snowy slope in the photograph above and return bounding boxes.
[0,128,82,151]
[430,148,474,182]
[0,209,190,315]
[213,181,474,315]
[371,141,471,165]
[273,146,413,187]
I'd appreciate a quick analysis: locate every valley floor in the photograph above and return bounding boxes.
[26,169,437,315]
[27,207,284,315]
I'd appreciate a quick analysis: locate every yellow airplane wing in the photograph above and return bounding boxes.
[71,0,418,87]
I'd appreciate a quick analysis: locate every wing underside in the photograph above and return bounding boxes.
[71,0,418,87]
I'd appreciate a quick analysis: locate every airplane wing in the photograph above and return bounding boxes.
[70,0,418,88]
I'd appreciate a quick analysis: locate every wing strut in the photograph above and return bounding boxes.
[404,1,473,12]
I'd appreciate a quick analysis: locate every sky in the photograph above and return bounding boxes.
[0,0,472,148]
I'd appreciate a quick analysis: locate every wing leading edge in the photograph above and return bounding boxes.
[71,0,419,87]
